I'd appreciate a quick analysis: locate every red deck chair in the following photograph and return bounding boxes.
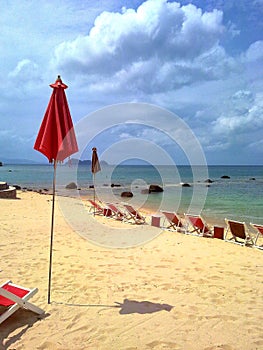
[0,280,44,325]
[107,203,127,221]
[161,211,185,232]
[225,219,254,246]
[185,214,213,237]
[88,199,109,216]
[123,204,146,224]
[250,223,263,249]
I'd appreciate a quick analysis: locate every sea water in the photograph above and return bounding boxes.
[0,164,262,225]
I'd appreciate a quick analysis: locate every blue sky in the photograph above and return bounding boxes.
[1,0,263,165]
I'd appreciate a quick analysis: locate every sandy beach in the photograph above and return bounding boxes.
[1,191,263,350]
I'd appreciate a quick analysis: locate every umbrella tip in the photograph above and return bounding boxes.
[92,147,97,151]
[50,75,68,89]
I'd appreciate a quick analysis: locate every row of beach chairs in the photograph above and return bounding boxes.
[162,211,263,249]
[88,200,146,224]
[87,200,263,250]
[160,211,263,250]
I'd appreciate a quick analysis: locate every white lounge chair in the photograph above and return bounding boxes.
[107,203,127,221]
[123,204,146,224]
[185,214,213,237]
[161,211,186,232]
[0,280,44,325]
[225,219,254,246]
[250,223,263,250]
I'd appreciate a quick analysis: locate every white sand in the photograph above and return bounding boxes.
[0,191,263,350]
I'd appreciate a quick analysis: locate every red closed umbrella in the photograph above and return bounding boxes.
[34,75,78,303]
[34,76,78,162]
[91,147,101,174]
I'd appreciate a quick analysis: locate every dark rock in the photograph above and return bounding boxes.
[149,184,163,193]
[65,182,78,189]
[204,179,213,183]
[182,183,191,187]
[0,162,3,166]
[249,177,256,180]
[111,183,121,187]
[89,185,94,188]
[221,175,230,179]
[121,191,133,198]
[13,185,21,190]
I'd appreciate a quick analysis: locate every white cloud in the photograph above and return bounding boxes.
[213,91,263,134]
[52,0,226,93]
[8,59,40,81]
[245,41,263,62]
[1,0,263,164]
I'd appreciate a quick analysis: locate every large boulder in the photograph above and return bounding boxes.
[221,175,230,179]
[149,184,163,193]
[121,191,133,198]
[204,179,213,183]
[65,182,78,189]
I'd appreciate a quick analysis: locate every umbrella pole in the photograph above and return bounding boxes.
[48,160,57,304]
[93,173,95,216]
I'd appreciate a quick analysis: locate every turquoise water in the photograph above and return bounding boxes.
[1,164,262,225]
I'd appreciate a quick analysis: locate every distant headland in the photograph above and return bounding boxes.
[67,158,109,166]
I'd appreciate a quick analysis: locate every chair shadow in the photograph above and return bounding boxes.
[115,299,174,315]
[0,309,49,350]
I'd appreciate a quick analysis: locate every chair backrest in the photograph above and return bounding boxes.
[88,200,102,210]
[108,204,124,216]
[187,215,209,233]
[251,224,263,236]
[228,220,246,239]
[0,283,29,307]
[108,203,119,212]
[162,211,180,226]
[124,204,142,219]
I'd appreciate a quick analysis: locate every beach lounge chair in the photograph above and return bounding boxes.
[161,211,185,232]
[88,200,110,216]
[0,280,44,325]
[250,223,263,249]
[184,214,213,237]
[123,204,146,224]
[106,203,127,221]
[225,219,254,246]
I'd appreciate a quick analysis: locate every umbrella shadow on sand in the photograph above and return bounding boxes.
[115,299,174,315]
[0,310,49,350]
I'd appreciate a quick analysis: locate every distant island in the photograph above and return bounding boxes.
[67,158,109,166]
[0,158,41,165]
